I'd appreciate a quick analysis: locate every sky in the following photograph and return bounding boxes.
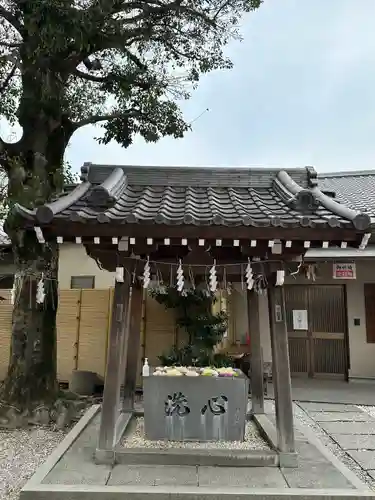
[7,0,375,175]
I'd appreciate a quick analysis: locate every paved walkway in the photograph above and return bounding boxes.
[298,402,375,485]
[268,378,375,405]
[22,379,375,498]
[40,409,363,493]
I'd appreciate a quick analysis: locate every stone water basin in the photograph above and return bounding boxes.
[143,371,249,442]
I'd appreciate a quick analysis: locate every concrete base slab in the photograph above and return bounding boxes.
[19,484,375,500]
[198,466,287,488]
[281,463,355,489]
[43,466,111,486]
[294,441,330,463]
[94,448,115,465]
[109,465,198,486]
[21,405,373,500]
[278,452,298,468]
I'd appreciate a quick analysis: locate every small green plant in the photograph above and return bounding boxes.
[149,286,232,367]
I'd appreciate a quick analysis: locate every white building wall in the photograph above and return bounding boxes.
[58,244,115,289]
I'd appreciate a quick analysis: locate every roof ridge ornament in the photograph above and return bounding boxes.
[305,165,318,187]
[276,169,371,231]
[311,187,371,231]
[274,170,319,214]
[35,182,91,224]
[86,167,127,209]
[80,162,92,182]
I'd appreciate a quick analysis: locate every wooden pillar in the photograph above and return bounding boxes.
[268,285,295,453]
[246,290,264,414]
[98,276,130,452]
[123,285,143,411]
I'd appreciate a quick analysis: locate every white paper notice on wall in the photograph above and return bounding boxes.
[333,263,356,279]
[292,310,308,330]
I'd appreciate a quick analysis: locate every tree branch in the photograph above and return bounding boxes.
[74,69,106,83]
[79,0,216,57]
[0,6,22,34]
[73,109,141,128]
[0,64,16,94]
[74,67,153,91]
[0,41,21,48]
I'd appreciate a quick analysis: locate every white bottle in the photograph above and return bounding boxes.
[142,358,150,377]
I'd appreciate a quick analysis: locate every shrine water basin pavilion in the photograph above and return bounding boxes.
[11,164,372,464]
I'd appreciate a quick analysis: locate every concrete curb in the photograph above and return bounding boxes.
[253,413,298,468]
[20,483,375,500]
[21,405,100,489]
[293,416,370,491]
[253,413,278,450]
[114,447,279,467]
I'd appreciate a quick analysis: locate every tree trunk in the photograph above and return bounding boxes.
[0,230,59,409]
[0,141,67,411]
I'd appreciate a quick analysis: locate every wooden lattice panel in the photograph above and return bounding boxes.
[0,290,12,380]
[56,290,81,382]
[77,289,111,379]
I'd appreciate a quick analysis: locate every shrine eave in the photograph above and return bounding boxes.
[11,164,372,240]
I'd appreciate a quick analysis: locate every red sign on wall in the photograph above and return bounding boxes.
[333,263,356,279]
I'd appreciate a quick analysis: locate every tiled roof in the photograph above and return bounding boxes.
[13,165,371,231]
[318,170,375,217]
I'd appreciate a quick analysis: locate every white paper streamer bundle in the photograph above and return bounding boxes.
[36,277,46,304]
[10,280,16,305]
[276,270,285,286]
[115,267,124,283]
[245,261,254,290]
[176,260,184,292]
[209,260,217,292]
[143,258,150,289]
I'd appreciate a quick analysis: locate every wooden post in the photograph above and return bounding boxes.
[246,290,264,414]
[123,285,143,411]
[98,276,130,452]
[268,285,295,453]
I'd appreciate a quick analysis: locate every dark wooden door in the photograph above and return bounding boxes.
[285,285,347,378]
[364,284,375,343]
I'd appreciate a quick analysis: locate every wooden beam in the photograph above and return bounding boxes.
[98,276,130,452]
[123,285,144,411]
[247,290,264,414]
[42,220,362,242]
[268,284,295,454]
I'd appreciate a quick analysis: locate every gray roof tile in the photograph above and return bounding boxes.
[13,165,372,231]
[318,170,375,216]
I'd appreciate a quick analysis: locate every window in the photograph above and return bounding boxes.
[70,276,95,289]
[364,284,375,343]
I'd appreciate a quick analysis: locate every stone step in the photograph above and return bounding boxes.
[22,484,375,500]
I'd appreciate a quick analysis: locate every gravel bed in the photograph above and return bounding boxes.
[0,427,67,500]
[121,416,270,450]
[292,402,375,490]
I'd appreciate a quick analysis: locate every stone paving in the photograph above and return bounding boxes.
[40,407,360,491]
[268,378,375,405]
[299,401,375,484]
